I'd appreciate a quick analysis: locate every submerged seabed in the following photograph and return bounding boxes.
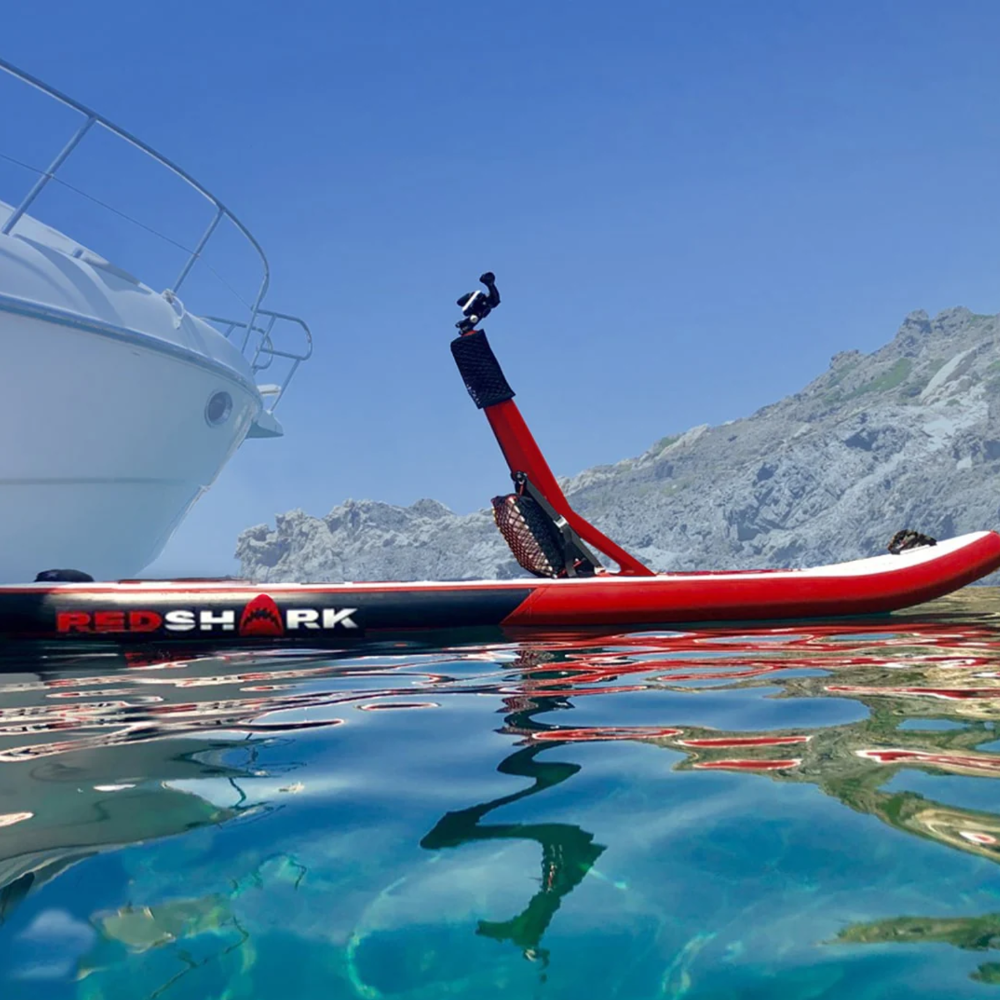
[2,592,1000,997]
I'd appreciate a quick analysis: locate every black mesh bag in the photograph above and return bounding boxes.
[492,494,566,578]
[451,331,516,409]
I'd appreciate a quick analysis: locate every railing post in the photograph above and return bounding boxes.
[1,115,96,236]
[172,204,224,293]
[270,359,301,412]
[250,313,277,370]
[242,274,269,354]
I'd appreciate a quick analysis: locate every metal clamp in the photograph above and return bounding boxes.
[456,271,501,334]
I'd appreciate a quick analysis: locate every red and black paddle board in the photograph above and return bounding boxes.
[1,530,997,641]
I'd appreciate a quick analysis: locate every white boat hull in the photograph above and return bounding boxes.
[0,56,312,586]
[0,307,259,582]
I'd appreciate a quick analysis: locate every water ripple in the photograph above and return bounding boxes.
[2,591,1000,997]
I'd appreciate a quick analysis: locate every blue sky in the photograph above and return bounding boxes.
[5,1,1000,575]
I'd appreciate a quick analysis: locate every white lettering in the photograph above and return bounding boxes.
[165,610,195,632]
[286,609,320,630]
[166,607,359,633]
[199,610,236,631]
[322,608,359,629]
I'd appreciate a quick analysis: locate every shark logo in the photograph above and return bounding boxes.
[239,594,284,637]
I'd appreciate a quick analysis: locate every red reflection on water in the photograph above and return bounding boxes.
[528,727,683,742]
[857,749,1000,773]
[693,758,803,770]
[7,615,1000,766]
[357,702,440,711]
[679,735,810,747]
[961,831,999,845]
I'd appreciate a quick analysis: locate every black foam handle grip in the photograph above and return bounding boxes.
[450,330,515,409]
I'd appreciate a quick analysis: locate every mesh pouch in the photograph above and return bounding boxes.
[450,331,516,409]
[492,494,566,578]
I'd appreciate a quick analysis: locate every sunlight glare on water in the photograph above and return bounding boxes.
[1,589,1000,998]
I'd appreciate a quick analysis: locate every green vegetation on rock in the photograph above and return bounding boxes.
[651,434,680,453]
[842,358,913,400]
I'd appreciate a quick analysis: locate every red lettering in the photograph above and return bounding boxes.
[128,610,163,632]
[57,612,92,633]
[94,611,126,632]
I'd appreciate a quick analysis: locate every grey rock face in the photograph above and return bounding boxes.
[236,307,1000,583]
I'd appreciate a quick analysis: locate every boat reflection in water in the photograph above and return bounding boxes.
[3,589,1000,993]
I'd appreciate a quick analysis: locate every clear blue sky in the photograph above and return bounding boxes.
[5,1,1000,575]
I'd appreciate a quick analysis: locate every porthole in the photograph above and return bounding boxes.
[205,390,233,427]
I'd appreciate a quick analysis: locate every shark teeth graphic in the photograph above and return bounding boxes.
[239,595,284,637]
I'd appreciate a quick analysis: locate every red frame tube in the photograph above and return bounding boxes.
[482,398,653,576]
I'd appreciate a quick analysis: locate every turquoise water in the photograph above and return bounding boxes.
[2,591,1000,998]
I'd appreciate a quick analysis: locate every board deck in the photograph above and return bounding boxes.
[2,531,998,642]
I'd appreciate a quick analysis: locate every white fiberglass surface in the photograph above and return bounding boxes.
[0,310,258,582]
[0,211,254,378]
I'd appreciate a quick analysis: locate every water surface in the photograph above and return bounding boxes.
[2,589,1000,998]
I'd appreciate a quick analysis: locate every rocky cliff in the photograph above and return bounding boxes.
[236,307,1000,582]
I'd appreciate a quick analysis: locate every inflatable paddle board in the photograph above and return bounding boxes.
[4,272,998,642]
[0,530,998,641]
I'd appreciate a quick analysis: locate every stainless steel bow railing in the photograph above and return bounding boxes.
[205,310,313,413]
[0,56,312,412]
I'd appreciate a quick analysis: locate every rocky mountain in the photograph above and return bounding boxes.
[236,306,1000,582]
